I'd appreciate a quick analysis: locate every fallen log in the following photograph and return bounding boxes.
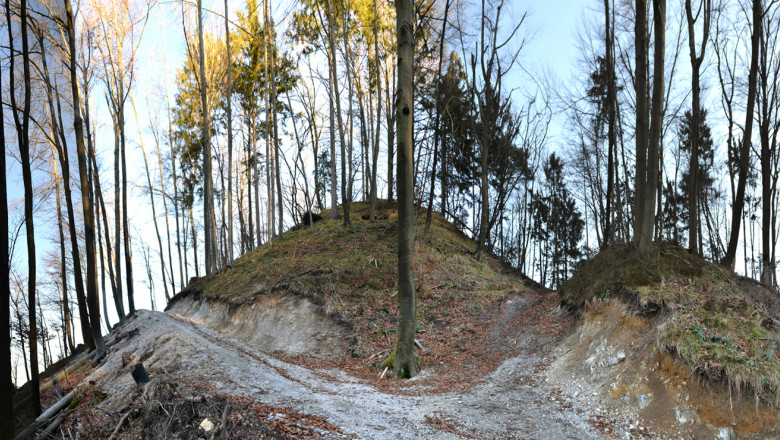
[13,387,80,440]
[34,409,71,439]
[39,351,96,392]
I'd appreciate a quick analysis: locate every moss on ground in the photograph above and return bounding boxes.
[562,243,780,406]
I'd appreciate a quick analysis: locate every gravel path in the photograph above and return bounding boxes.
[91,299,603,439]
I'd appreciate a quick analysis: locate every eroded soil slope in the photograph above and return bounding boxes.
[58,290,604,439]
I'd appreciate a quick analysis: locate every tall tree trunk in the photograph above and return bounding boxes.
[248,122,256,247]
[604,0,616,247]
[87,112,120,321]
[685,0,711,255]
[132,100,170,303]
[0,7,15,428]
[340,0,353,228]
[392,0,417,378]
[113,108,124,320]
[40,33,94,350]
[198,0,217,278]
[97,193,111,332]
[723,0,761,269]
[163,27,185,292]
[639,0,665,258]
[634,0,649,253]
[82,62,116,331]
[155,121,176,295]
[327,0,350,225]
[263,0,275,241]
[386,63,395,202]
[424,0,451,238]
[11,0,41,415]
[65,0,105,351]
[269,13,284,238]
[120,81,135,313]
[327,11,338,220]
[225,0,235,263]
[50,147,74,354]
[369,0,382,221]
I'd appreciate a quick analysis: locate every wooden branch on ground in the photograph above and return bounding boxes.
[364,348,391,366]
[13,387,81,440]
[107,411,131,440]
[35,409,72,440]
[213,402,230,440]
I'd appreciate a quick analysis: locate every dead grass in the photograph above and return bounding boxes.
[561,243,780,407]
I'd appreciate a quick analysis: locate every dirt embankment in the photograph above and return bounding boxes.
[547,299,780,439]
[43,289,616,439]
[167,293,350,358]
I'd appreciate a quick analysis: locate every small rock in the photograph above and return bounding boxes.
[717,427,737,440]
[200,419,214,432]
[608,352,627,366]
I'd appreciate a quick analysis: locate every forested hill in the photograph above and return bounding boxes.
[4,0,780,437]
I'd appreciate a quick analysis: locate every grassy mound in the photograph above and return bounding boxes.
[173,200,528,372]
[562,243,780,405]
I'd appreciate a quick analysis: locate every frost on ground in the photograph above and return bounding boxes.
[82,293,605,439]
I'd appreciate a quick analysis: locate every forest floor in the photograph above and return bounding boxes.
[41,289,609,439]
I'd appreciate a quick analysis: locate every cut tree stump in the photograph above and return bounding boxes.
[131,364,150,386]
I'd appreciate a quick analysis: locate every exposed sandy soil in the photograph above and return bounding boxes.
[547,299,780,440]
[49,290,609,439]
[31,289,780,439]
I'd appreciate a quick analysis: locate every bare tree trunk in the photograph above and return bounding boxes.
[163,28,184,293]
[340,0,353,227]
[39,31,94,350]
[269,12,284,238]
[327,0,350,225]
[11,0,41,415]
[723,0,761,269]
[225,0,235,263]
[424,0,451,238]
[50,147,74,354]
[154,120,176,294]
[386,62,395,202]
[248,122,256,246]
[0,8,15,427]
[685,0,711,255]
[87,109,120,322]
[65,0,105,351]
[113,106,124,320]
[604,0,616,247]
[392,0,417,378]
[639,0,665,258]
[327,12,338,220]
[96,193,111,332]
[132,100,170,303]
[119,80,135,313]
[81,57,116,332]
[198,0,218,278]
[369,0,382,220]
[263,0,275,241]
[634,0,649,254]
[190,207,199,278]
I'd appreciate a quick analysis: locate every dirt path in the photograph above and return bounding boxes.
[88,294,603,439]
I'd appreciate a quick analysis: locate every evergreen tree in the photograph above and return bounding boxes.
[531,154,584,288]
